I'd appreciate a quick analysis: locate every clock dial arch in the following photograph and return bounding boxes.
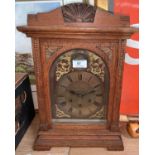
[50,49,110,120]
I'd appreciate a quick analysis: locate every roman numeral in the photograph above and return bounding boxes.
[59,101,66,106]
[94,84,100,89]
[96,94,102,96]
[78,103,82,107]
[88,76,92,82]
[79,110,81,115]
[67,75,73,82]
[58,95,64,98]
[94,101,100,106]
[60,85,67,89]
[78,73,82,80]
[68,107,72,113]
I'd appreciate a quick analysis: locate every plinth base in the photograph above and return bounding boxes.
[34,128,124,151]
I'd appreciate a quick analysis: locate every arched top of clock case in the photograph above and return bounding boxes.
[17,3,137,36]
[27,3,130,27]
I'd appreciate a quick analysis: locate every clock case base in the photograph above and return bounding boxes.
[33,125,124,151]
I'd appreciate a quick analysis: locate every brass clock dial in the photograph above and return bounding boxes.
[56,71,104,118]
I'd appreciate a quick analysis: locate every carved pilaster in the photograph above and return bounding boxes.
[116,40,126,102]
[32,39,41,76]
[111,40,126,131]
[32,38,49,130]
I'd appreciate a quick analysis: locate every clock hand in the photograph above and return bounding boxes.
[61,87,78,95]
[68,89,95,97]
[70,91,86,97]
[82,90,96,97]
[69,90,76,95]
[69,90,81,96]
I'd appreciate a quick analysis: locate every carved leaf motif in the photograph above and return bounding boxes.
[88,53,105,81]
[62,3,96,23]
[96,45,112,62]
[46,46,62,61]
[115,40,126,109]
[89,107,105,119]
[55,104,71,118]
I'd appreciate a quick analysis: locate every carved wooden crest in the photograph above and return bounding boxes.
[62,3,96,23]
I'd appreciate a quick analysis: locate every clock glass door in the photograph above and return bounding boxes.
[50,49,109,121]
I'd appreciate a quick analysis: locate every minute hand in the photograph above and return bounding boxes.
[82,90,96,96]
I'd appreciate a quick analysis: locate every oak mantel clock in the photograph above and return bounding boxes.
[17,3,137,151]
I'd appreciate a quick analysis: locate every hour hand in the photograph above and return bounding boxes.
[69,90,83,97]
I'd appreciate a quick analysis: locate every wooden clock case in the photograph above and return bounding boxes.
[17,3,137,151]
